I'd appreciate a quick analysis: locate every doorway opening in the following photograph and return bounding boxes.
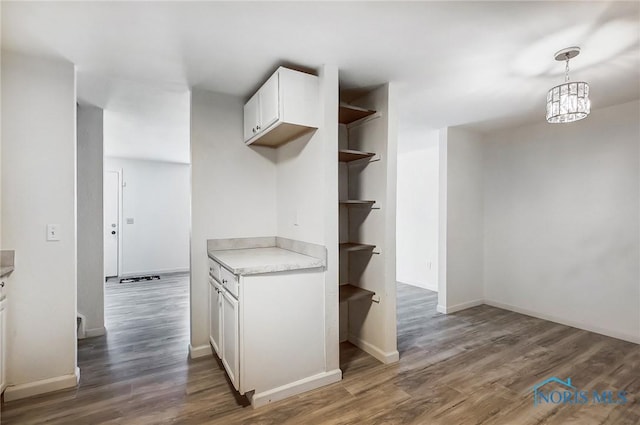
[395,128,441,355]
[76,78,192,377]
[104,169,120,279]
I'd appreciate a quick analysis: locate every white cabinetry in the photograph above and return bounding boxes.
[243,67,319,147]
[243,72,279,141]
[0,296,6,394]
[258,73,279,132]
[207,253,331,407]
[243,94,260,142]
[221,288,239,391]
[208,259,240,391]
[208,277,222,357]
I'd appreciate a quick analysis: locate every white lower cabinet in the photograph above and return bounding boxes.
[209,269,240,392]
[0,297,6,394]
[208,277,222,357]
[207,255,330,407]
[221,288,239,391]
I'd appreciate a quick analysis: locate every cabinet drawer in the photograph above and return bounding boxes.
[208,258,221,281]
[220,266,239,299]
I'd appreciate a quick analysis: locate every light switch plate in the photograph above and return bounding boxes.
[126,218,134,224]
[47,224,60,241]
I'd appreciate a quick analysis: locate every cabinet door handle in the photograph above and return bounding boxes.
[252,128,256,133]
[222,279,227,284]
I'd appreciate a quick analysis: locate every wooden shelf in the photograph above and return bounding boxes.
[339,103,376,125]
[338,149,375,163]
[339,284,375,303]
[339,243,376,253]
[339,200,375,207]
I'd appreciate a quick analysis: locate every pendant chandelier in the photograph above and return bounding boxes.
[546,47,591,124]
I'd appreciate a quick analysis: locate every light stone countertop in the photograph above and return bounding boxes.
[208,246,325,276]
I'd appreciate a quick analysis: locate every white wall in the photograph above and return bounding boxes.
[190,89,277,353]
[483,100,640,343]
[1,51,78,399]
[319,65,340,371]
[396,130,439,291]
[275,65,340,370]
[77,104,104,336]
[276,130,325,244]
[104,157,190,276]
[438,127,484,312]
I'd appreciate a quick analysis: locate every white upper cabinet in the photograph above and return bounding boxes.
[258,73,280,131]
[243,93,260,142]
[243,67,319,147]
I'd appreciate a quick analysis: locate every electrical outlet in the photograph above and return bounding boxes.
[47,224,60,241]
[126,218,134,224]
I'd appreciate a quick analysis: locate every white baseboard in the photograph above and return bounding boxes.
[77,313,106,340]
[437,299,484,314]
[485,299,640,345]
[188,343,212,359]
[119,268,190,278]
[4,367,80,402]
[348,335,399,364]
[77,312,86,338]
[85,326,106,338]
[249,369,342,408]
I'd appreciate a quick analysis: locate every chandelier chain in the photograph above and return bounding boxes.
[565,55,570,82]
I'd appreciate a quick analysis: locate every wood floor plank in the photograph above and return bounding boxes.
[1,276,638,424]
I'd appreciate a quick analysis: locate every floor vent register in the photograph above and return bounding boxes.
[119,275,161,284]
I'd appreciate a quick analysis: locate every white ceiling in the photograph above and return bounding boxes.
[2,1,639,161]
[79,73,191,163]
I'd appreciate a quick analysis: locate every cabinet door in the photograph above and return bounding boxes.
[0,302,4,393]
[243,93,260,142]
[258,72,279,132]
[221,289,240,392]
[208,278,221,358]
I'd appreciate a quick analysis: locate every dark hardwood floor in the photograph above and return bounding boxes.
[1,276,638,424]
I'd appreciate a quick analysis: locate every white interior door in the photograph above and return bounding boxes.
[104,170,120,278]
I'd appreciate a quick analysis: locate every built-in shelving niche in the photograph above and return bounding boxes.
[338,84,397,368]
[338,95,382,365]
